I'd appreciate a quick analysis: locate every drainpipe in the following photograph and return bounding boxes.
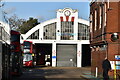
[102,2,105,41]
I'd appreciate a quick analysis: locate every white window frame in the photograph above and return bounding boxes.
[95,10,97,31]
[99,6,102,29]
[104,3,107,26]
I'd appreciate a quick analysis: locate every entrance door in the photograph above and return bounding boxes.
[82,44,91,67]
[57,44,77,67]
[35,44,52,66]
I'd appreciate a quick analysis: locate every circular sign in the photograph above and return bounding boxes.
[64,10,71,16]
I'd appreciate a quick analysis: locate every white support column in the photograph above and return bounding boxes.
[52,42,56,67]
[77,43,82,67]
[56,12,61,41]
[74,12,78,41]
[39,26,43,40]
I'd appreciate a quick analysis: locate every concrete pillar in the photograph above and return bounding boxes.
[52,42,56,67]
[74,12,78,41]
[77,43,82,67]
[56,11,61,41]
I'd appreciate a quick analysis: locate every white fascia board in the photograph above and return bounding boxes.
[80,40,90,44]
[78,18,89,26]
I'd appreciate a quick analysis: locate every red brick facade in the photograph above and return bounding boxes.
[90,1,120,77]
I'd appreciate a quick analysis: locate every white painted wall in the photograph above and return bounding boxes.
[21,8,90,67]
[77,43,82,67]
[52,42,56,67]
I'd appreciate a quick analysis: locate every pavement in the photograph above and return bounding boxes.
[80,67,103,80]
[80,67,117,80]
[12,66,105,80]
[81,72,103,80]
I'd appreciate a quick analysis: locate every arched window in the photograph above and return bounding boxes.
[43,22,56,40]
[27,29,39,39]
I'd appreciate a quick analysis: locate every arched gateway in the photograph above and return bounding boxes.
[21,8,90,67]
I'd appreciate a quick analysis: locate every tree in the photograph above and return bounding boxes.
[18,17,40,34]
[8,15,40,34]
[8,14,25,30]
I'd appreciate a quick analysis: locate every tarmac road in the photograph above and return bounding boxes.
[12,66,90,80]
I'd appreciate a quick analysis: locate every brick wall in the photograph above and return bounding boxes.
[90,1,120,77]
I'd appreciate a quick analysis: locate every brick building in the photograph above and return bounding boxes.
[90,0,120,77]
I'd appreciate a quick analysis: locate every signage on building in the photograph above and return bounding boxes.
[52,56,56,58]
[115,54,120,60]
[110,54,120,70]
[110,61,120,70]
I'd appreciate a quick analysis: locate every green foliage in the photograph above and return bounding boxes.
[17,17,40,34]
[8,14,40,34]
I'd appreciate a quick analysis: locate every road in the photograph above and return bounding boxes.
[12,66,90,80]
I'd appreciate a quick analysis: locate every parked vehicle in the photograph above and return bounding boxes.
[23,40,36,67]
[10,30,22,76]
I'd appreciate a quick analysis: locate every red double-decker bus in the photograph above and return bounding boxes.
[23,40,36,67]
[10,30,22,75]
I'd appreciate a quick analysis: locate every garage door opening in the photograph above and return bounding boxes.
[35,44,52,66]
[57,44,77,67]
[82,44,91,67]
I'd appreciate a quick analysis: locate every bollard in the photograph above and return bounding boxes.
[114,62,116,80]
[95,67,98,77]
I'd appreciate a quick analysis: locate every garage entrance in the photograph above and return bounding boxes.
[35,44,52,66]
[56,44,77,67]
[82,44,91,67]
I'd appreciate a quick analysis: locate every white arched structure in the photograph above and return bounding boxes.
[22,18,57,41]
[21,8,90,67]
[21,18,89,43]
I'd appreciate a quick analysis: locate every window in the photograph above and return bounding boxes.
[61,21,74,40]
[95,10,97,31]
[90,13,93,41]
[27,29,39,39]
[78,23,89,40]
[43,23,56,40]
[99,6,102,29]
[104,3,107,26]
[23,54,32,61]
[24,41,31,49]
[11,34,20,42]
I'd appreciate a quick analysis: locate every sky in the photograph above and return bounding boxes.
[2,2,90,22]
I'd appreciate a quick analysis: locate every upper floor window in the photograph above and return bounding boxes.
[90,13,93,41]
[43,23,56,40]
[104,3,107,27]
[99,6,102,29]
[90,14,93,33]
[95,10,97,31]
[78,23,89,40]
[27,29,39,39]
[61,21,74,40]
